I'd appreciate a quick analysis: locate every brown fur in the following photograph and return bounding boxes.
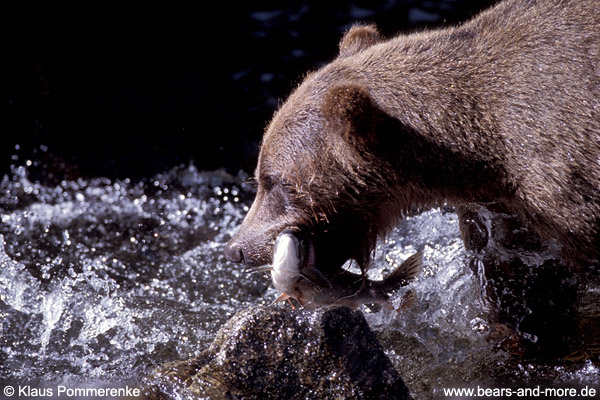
[338,24,382,59]
[226,0,600,284]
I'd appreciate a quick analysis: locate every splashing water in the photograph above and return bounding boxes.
[0,164,272,384]
[0,163,598,398]
[363,210,502,396]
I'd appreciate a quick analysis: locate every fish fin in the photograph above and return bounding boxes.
[246,265,273,274]
[300,267,332,288]
[383,252,422,287]
[297,297,306,308]
[272,293,290,304]
[398,290,416,311]
[382,301,395,313]
[287,298,296,309]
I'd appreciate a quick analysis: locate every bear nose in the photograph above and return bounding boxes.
[225,241,245,264]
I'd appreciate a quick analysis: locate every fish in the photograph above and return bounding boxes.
[248,231,332,304]
[248,231,422,308]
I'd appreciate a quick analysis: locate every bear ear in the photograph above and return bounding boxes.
[338,24,382,58]
[323,84,379,146]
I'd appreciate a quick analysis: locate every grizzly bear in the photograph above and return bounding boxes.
[226,0,599,356]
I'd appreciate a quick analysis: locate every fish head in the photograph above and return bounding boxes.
[270,231,310,294]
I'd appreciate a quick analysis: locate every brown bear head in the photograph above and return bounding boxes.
[225,25,429,274]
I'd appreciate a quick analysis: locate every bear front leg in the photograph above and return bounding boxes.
[457,204,580,361]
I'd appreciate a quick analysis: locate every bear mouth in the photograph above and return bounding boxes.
[272,229,353,291]
[276,229,317,272]
[292,228,364,277]
[243,227,367,287]
[303,235,317,271]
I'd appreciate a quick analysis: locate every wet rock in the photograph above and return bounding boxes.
[143,305,411,400]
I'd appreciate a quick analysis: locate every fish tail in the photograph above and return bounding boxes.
[382,252,422,289]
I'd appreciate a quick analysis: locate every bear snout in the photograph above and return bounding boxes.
[224,240,245,264]
[225,228,276,267]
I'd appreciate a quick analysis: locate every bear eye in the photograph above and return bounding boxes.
[259,174,294,214]
[259,174,275,191]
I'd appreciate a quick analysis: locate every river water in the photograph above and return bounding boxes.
[0,163,598,399]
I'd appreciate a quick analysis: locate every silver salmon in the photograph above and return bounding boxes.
[249,231,421,308]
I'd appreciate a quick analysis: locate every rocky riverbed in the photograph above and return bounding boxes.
[144,305,411,400]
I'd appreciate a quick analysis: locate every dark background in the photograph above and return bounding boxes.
[4,0,497,182]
